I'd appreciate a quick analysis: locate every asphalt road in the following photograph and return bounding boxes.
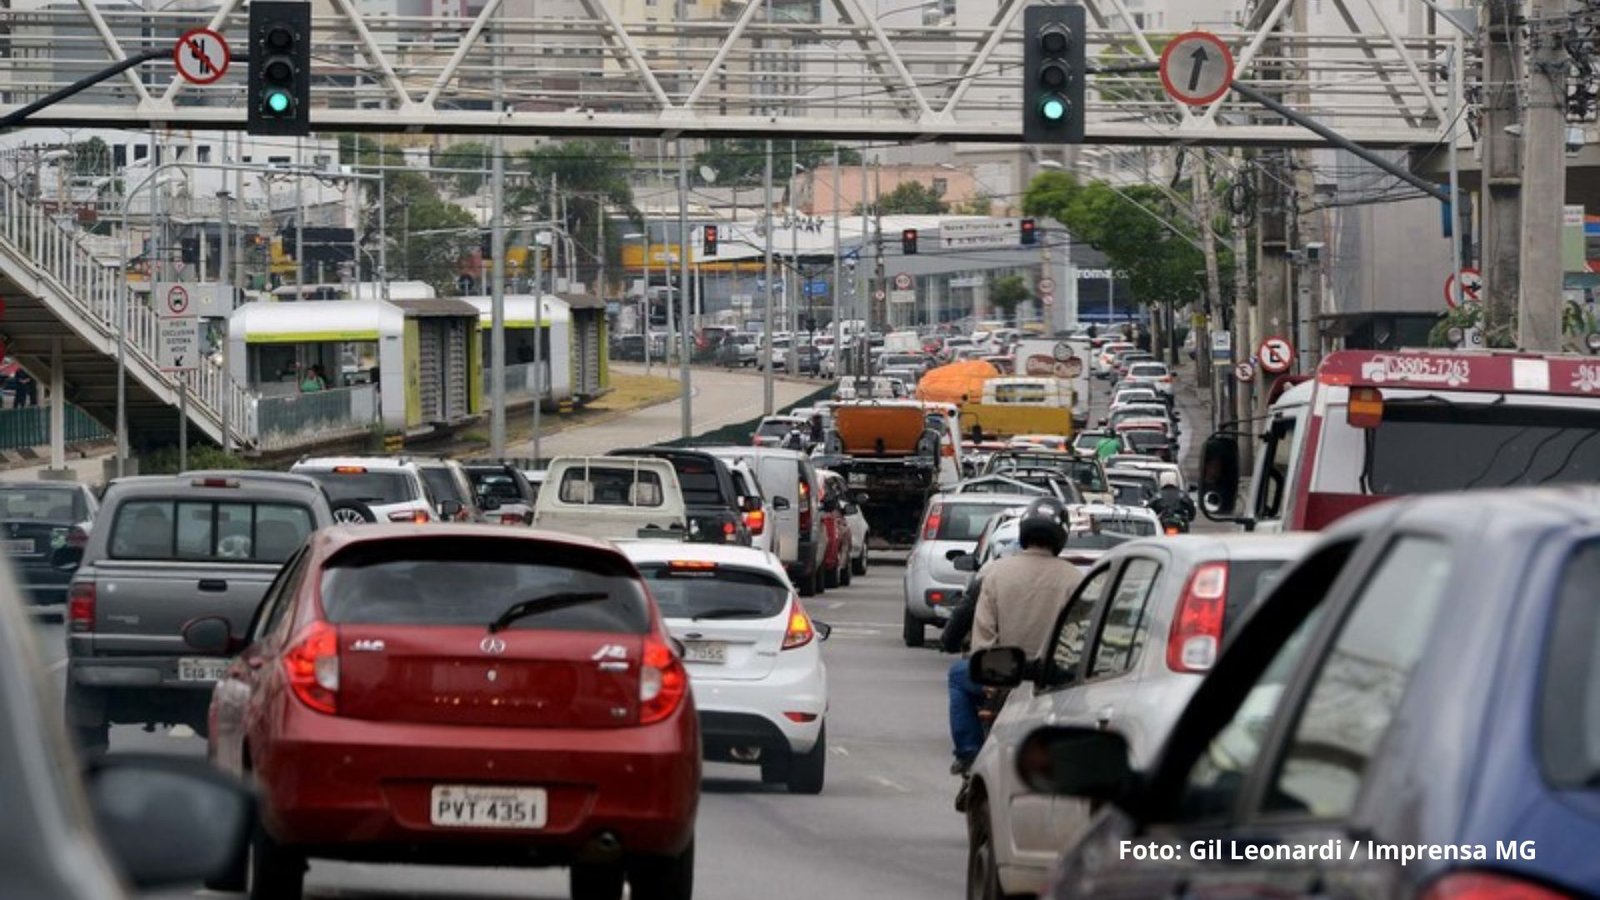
[32,558,967,900]
[507,365,821,459]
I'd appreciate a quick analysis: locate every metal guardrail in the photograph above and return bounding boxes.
[0,405,112,452]
[254,384,378,452]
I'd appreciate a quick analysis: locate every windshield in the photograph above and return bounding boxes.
[756,420,795,439]
[420,468,466,504]
[0,486,83,522]
[1313,399,1600,495]
[1541,539,1600,787]
[1126,431,1171,452]
[321,539,649,633]
[934,502,1012,541]
[672,460,728,506]
[302,470,416,505]
[1111,481,1154,506]
[636,563,790,619]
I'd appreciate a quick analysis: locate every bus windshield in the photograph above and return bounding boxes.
[1313,398,1600,496]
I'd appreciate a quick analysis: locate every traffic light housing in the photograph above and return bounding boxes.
[703,224,718,257]
[249,1,311,136]
[901,228,919,255]
[1023,5,1086,144]
[1020,218,1037,246]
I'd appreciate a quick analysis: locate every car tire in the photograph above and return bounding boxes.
[966,798,1025,900]
[329,499,376,524]
[798,566,819,597]
[786,726,826,795]
[570,861,626,900]
[245,826,305,900]
[824,562,840,589]
[627,839,695,900]
[902,608,925,648]
[65,684,108,755]
[851,551,868,576]
[840,560,852,587]
[760,752,789,784]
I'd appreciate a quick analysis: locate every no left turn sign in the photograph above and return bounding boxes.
[1258,336,1294,374]
[173,27,231,86]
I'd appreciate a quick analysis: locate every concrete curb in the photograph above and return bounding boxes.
[0,441,115,473]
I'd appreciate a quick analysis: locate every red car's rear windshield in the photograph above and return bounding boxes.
[320,538,651,633]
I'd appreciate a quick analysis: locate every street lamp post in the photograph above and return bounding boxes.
[116,166,183,477]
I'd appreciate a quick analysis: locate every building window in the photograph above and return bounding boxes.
[134,145,148,162]
[197,145,211,164]
[932,178,947,196]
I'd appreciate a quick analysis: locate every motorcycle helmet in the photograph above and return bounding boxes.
[1158,471,1182,490]
[1016,497,1070,555]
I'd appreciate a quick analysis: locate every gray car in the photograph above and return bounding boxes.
[61,472,333,752]
[902,493,1038,647]
[962,533,1316,899]
[0,480,97,611]
[0,554,255,898]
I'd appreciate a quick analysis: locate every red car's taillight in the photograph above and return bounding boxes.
[782,601,816,650]
[744,508,766,535]
[639,636,687,724]
[284,621,340,715]
[1420,872,1572,900]
[1167,562,1227,673]
[922,503,943,540]
[499,513,523,525]
[68,582,95,633]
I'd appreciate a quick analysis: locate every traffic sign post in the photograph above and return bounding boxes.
[163,284,191,317]
[1037,277,1055,294]
[1039,293,1054,306]
[157,317,202,372]
[173,27,231,85]
[1234,361,1256,383]
[1159,31,1235,106]
[1444,267,1482,309]
[893,272,913,291]
[1257,336,1294,374]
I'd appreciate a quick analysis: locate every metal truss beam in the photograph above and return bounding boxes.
[0,3,1456,148]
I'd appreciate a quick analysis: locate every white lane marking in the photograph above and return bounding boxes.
[870,775,912,793]
[831,745,850,756]
[824,600,846,610]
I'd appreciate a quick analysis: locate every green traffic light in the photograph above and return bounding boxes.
[1039,95,1067,122]
[265,89,292,114]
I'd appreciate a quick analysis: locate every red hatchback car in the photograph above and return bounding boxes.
[187,525,700,900]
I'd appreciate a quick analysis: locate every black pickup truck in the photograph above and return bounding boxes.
[607,447,754,545]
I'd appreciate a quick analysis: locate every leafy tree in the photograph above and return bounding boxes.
[341,135,477,295]
[953,194,994,216]
[510,140,638,294]
[694,139,862,186]
[1023,170,1209,312]
[989,273,1031,324]
[68,137,112,177]
[434,141,492,196]
[857,180,948,215]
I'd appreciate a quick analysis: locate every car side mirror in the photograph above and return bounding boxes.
[181,616,238,655]
[1015,725,1138,804]
[1199,436,1241,518]
[970,646,1027,688]
[772,496,792,511]
[84,754,254,889]
[438,499,464,519]
[952,553,977,573]
[52,545,84,572]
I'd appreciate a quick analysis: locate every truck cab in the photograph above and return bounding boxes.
[1202,349,1600,532]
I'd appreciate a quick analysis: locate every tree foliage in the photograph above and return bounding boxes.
[434,141,492,196]
[953,194,994,216]
[341,135,478,295]
[509,140,638,293]
[693,140,861,186]
[1023,170,1213,309]
[989,273,1031,324]
[857,180,949,215]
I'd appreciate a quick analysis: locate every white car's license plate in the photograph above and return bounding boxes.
[177,657,228,682]
[2,539,36,554]
[430,785,548,830]
[682,640,727,664]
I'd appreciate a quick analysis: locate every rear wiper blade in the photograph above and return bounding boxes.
[688,608,769,620]
[487,591,609,633]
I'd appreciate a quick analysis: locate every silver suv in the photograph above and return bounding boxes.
[61,472,333,752]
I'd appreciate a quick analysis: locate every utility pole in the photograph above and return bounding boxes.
[1192,157,1219,393]
[763,140,776,414]
[1481,0,1523,344]
[831,144,843,370]
[1291,0,1322,371]
[677,142,693,439]
[1231,150,1255,471]
[872,157,884,345]
[1519,0,1570,351]
[857,145,870,376]
[218,189,233,453]
[489,14,507,458]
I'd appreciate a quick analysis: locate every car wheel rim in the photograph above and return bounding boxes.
[332,508,366,524]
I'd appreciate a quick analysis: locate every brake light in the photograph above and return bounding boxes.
[668,560,717,570]
[68,582,95,632]
[798,480,813,533]
[744,508,766,535]
[388,509,430,524]
[189,477,240,488]
[1164,524,1181,536]
[333,466,368,474]
[1420,872,1571,900]
[499,513,523,525]
[284,621,340,715]
[639,636,688,724]
[782,601,816,650]
[1167,562,1228,673]
[723,520,738,542]
[922,503,943,540]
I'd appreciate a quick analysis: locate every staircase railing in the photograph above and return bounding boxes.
[0,177,256,448]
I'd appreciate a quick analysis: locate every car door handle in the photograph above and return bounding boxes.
[1096,706,1114,728]
[198,579,228,592]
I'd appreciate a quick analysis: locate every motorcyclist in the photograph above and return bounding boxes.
[946,498,1084,774]
[1146,471,1196,524]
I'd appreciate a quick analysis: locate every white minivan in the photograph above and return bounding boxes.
[702,447,827,596]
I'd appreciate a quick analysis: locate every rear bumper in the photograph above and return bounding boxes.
[67,657,218,727]
[254,706,700,861]
[904,568,961,623]
[691,662,826,757]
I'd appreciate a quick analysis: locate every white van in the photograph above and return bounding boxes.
[701,447,827,596]
[532,457,688,541]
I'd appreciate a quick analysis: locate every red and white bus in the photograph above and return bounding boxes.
[1203,349,1600,532]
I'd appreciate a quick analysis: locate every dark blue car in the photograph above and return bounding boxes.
[1022,486,1600,899]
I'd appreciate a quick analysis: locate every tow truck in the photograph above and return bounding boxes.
[1201,348,1600,532]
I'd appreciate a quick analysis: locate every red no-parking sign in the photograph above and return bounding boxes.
[1258,336,1294,374]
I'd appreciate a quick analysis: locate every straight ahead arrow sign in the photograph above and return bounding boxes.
[1188,46,1208,93]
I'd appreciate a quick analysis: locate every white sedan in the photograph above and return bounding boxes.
[620,542,831,794]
